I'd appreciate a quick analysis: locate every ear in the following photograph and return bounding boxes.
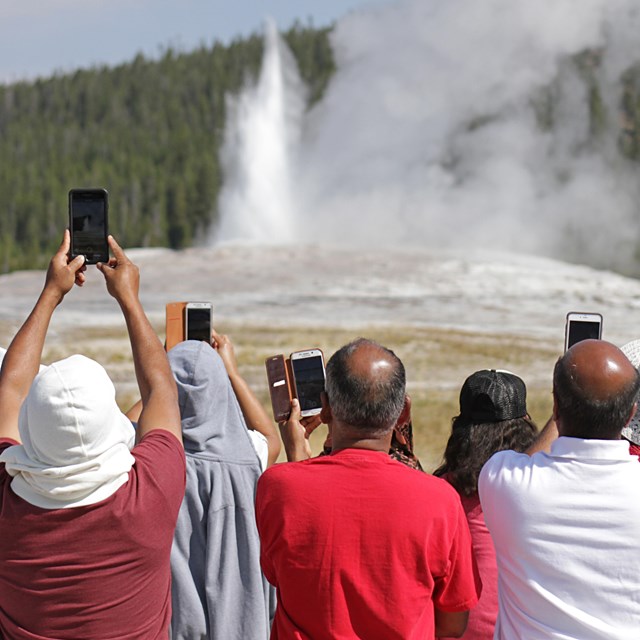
[552,391,559,423]
[625,402,637,427]
[393,395,412,444]
[320,391,332,425]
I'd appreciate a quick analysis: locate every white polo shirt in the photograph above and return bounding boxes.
[479,437,640,640]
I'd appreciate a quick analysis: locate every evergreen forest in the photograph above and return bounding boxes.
[0,23,335,272]
[2,23,640,274]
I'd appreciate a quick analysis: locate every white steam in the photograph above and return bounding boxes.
[216,0,640,272]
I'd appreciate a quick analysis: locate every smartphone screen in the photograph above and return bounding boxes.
[185,305,212,342]
[565,313,602,351]
[69,189,109,264]
[291,354,325,414]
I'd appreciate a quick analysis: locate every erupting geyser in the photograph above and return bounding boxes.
[214,18,305,245]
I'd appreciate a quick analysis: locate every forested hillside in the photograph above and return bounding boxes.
[0,23,335,272]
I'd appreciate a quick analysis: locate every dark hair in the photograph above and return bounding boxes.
[553,356,640,439]
[325,338,406,435]
[434,415,538,496]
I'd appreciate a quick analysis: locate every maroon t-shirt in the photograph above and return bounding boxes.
[0,430,186,640]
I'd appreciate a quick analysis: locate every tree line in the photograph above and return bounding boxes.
[0,23,335,272]
[1,29,640,274]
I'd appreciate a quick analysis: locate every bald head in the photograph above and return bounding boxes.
[325,338,406,435]
[554,339,640,439]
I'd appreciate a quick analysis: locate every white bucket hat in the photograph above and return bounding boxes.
[0,354,136,509]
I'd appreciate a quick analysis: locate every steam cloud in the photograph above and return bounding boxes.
[217,0,640,272]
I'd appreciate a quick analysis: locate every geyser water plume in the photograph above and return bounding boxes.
[214,18,305,245]
[294,0,640,272]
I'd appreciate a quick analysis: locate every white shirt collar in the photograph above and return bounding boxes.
[550,436,631,460]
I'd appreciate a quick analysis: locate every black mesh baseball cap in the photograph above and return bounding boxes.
[459,369,527,423]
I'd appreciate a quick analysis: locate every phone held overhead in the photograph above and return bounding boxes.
[564,312,603,352]
[165,302,213,351]
[185,302,213,343]
[69,188,109,265]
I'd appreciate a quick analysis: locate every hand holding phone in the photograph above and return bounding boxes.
[564,312,603,352]
[69,188,109,264]
[211,330,239,377]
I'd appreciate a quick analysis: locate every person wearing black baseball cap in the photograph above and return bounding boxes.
[435,369,537,640]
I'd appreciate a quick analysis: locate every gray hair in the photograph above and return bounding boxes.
[325,338,406,435]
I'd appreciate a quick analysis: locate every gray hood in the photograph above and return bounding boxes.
[168,340,259,462]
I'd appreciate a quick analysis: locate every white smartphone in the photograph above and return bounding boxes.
[564,312,603,352]
[290,349,326,417]
[184,302,213,343]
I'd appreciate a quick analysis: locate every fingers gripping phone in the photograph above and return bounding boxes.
[185,302,213,343]
[290,349,326,417]
[564,312,603,352]
[69,188,109,264]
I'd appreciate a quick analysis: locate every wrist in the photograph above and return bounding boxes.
[117,294,142,314]
[40,285,64,308]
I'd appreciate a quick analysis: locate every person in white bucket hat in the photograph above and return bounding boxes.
[0,230,184,639]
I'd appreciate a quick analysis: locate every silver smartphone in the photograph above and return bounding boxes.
[290,349,326,417]
[564,312,603,352]
[184,302,213,343]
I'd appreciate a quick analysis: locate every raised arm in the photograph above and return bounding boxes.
[526,414,558,455]
[98,236,181,444]
[0,230,85,442]
[212,330,281,466]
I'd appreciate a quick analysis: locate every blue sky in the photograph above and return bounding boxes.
[0,0,383,84]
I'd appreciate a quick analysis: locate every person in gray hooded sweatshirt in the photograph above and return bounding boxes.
[167,339,276,640]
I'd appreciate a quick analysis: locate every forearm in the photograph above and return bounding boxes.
[121,298,173,400]
[0,287,59,441]
[526,416,558,455]
[229,372,281,466]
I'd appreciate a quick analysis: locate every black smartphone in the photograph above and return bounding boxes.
[69,188,109,264]
[184,302,213,343]
[290,349,326,417]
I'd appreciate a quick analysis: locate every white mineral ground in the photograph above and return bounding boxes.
[2,245,640,466]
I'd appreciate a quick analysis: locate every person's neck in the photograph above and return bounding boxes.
[331,426,392,454]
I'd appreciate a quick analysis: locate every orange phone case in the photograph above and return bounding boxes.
[165,302,187,351]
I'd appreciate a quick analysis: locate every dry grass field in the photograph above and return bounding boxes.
[20,319,558,472]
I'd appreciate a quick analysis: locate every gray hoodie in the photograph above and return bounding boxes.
[168,341,275,639]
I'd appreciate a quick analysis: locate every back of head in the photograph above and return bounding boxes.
[4,354,136,509]
[19,354,135,465]
[168,341,258,462]
[325,338,406,435]
[553,339,640,440]
[435,369,537,496]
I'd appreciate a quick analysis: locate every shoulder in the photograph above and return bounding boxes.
[131,430,186,481]
[478,449,541,511]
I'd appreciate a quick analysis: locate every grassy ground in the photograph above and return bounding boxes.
[12,319,559,473]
